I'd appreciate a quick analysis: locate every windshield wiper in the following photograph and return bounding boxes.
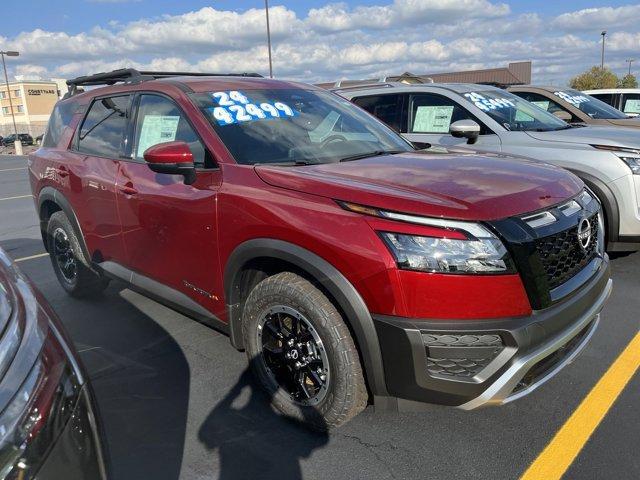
[338,150,406,162]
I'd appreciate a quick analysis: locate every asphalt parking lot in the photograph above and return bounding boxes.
[1,154,638,480]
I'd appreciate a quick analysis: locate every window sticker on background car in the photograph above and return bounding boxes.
[137,115,180,157]
[530,100,551,111]
[208,90,298,126]
[412,105,454,133]
[554,91,590,107]
[624,99,640,114]
[463,92,516,111]
[514,109,535,122]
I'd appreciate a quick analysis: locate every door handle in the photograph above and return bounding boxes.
[119,183,138,196]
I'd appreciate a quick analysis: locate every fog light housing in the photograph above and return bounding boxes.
[422,333,504,379]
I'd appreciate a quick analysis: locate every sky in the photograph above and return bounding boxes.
[1,1,638,86]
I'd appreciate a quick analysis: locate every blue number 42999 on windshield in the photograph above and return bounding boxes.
[209,90,297,126]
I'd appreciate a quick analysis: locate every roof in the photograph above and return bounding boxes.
[333,81,502,96]
[583,88,640,94]
[63,68,316,99]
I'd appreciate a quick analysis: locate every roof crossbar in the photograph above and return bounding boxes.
[65,68,263,97]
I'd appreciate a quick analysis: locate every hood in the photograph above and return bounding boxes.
[254,151,583,221]
[525,125,640,149]
[603,117,640,129]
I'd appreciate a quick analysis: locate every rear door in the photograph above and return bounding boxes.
[71,94,131,263]
[115,92,222,314]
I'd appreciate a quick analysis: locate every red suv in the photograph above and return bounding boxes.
[29,69,612,428]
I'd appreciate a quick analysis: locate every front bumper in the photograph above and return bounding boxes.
[372,256,612,410]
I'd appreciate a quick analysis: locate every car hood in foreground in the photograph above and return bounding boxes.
[525,125,640,149]
[602,117,640,129]
[255,151,583,221]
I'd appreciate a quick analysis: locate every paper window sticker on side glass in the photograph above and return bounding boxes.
[137,115,180,158]
[412,105,454,133]
[624,99,640,114]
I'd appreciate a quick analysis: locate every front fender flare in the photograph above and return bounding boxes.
[224,238,389,397]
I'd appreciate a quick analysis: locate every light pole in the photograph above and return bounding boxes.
[627,59,635,76]
[0,50,21,155]
[264,0,273,78]
[600,31,606,69]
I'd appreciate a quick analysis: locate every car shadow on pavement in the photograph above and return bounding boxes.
[4,242,192,480]
[198,358,329,480]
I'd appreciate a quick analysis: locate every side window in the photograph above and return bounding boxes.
[514,92,580,122]
[589,93,617,108]
[134,94,208,167]
[43,100,76,148]
[408,93,489,135]
[352,94,403,132]
[622,94,640,115]
[78,95,131,158]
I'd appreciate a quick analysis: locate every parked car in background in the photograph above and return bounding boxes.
[337,82,640,252]
[1,133,34,146]
[508,86,640,129]
[583,89,640,117]
[35,133,44,145]
[29,69,612,428]
[0,248,107,479]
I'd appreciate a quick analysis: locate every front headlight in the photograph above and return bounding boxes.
[338,201,515,274]
[618,156,640,174]
[380,232,512,274]
[592,145,640,174]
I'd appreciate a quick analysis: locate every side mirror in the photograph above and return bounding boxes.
[450,119,480,144]
[412,141,431,150]
[144,141,197,185]
[552,110,572,122]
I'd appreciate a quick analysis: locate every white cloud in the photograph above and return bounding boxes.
[552,5,640,31]
[2,1,638,86]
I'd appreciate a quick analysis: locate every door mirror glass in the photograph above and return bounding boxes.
[144,141,196,185]
[449,119,480,144]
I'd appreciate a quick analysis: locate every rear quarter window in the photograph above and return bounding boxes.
[42,100,77,148]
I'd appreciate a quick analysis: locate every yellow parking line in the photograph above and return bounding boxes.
[14,253,49,263]
[0,167,27,172]
[520,331,640,480]
[0,194,32,201]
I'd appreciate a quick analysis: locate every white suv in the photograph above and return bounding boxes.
[336,82,640,251]
[583,89,640,117]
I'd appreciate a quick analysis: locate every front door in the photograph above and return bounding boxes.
[115,93,223,315]
[402,93,502,151]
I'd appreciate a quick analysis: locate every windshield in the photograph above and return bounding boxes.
[192,88,412,165]
[553,90,628,119]
[460,90,568,132]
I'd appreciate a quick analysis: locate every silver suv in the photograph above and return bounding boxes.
[336,82,640,251]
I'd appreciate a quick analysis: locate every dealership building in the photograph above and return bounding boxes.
[0,80,66,137]
[318,61,533,89]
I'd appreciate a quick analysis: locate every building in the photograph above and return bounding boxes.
[0,80,60,137]
[318,61,532,89]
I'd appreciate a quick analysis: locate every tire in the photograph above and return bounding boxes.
[242,272,368,430]
[46,211,109,297]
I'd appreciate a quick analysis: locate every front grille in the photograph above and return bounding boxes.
[423,333,504,379]
[535,215,599,290]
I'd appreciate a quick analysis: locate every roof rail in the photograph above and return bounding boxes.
[64,68,263,97]
[330,82,396,93]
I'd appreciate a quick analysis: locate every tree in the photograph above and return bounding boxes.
[569,66,619,90]
[618,73,638,88]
